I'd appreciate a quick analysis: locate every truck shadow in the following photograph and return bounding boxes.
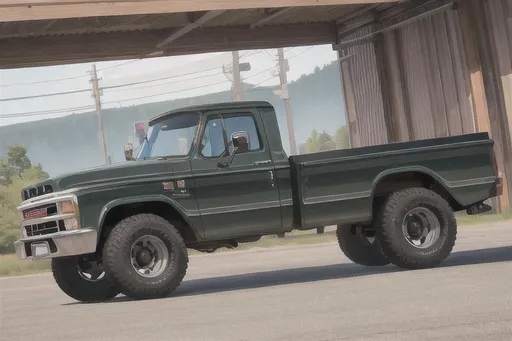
[173,245,512,298]
[64,245,512,305]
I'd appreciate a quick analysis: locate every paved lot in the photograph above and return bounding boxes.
[1,223,512,341]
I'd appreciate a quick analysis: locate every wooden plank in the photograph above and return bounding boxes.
[0,0,396,23]
[0,23,337,68]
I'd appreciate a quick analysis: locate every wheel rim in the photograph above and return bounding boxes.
[130,235,170,278]
[401,207,441,249]
[76,260,106,282]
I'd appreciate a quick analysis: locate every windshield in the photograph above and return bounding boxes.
[136,112,199,160]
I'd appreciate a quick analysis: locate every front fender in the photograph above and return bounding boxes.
[97,194,201,239]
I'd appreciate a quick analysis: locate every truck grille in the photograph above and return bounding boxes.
[23,185,53,200]
[25,220,65,237]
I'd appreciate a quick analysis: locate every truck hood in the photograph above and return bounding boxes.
[35,159,189,192]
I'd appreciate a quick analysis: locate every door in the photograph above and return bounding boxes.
[191,110,281,240]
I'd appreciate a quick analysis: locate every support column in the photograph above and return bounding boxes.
[460,0,512,211]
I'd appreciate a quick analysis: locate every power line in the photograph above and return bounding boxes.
[103,79,231,104]
[0,74,88,88]
[97,60,139,71]
[104,71,225,93]
[0,66,223,102]
[286,46,315,59]
[250,75,277,88]
[102,66,221,91]
[243,63,278,81]
[0,105,96,118]
[0,88,91,102]
[1,78,233,118]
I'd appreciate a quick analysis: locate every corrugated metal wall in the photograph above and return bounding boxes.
[338,5,476,146]
[337,0,512,209]
[338,25,389,148]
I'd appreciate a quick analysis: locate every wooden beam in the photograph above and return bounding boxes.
[156,10,225,48]
[0,0,397,23]
[250,7,296,28]
[0,23,337,69]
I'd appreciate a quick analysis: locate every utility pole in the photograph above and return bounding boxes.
[232,51,244,101]
[89,64,108,164]
[277,48,297,155]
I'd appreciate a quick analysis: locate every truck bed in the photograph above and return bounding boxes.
[288,132,496,228]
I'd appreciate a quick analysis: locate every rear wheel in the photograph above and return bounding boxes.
[376,187,457,270]
[52,256,120,303]
[103,213,189,300]
[336,224,390,266]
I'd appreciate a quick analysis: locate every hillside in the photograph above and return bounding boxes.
[0,61,346,176]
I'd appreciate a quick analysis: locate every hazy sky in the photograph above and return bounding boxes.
[0,44,339,126]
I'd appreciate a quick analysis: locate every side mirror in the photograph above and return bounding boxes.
[218,131,250,168]
[124,143,134,161]
[231,131,250,154]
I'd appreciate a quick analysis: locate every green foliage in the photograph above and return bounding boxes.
[299,125,349,154]
[7,144,32,178]
[0,145,49,254]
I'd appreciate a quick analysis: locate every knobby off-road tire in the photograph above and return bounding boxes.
[336,224,390,266]
[103,213,189,300]
[376,187,457,270]
[52,256,120,303]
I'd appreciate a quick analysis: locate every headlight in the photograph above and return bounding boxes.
[59,200,79,215]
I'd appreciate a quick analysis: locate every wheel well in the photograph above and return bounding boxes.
[372,171,463,212]
[97,201,198,254]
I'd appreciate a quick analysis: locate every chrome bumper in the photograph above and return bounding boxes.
[14,229,97,260]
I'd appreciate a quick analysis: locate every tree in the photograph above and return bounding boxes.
[302,129,336,154]
[7,144,31,178]
[0,145,49,254]
[22,163,49,181]
[0,158,14,183]
[334,126,350,149]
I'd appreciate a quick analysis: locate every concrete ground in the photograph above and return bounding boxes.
[1,223,512,341]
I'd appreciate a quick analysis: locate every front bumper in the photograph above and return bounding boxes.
[14,188,96,260]
[14,229,97,260]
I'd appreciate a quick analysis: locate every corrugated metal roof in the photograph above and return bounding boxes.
[0,5,371,39]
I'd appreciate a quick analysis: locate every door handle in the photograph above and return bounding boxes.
[253,160,272,166]
[269,171,274,181]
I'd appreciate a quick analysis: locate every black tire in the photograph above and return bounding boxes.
[276,232,285,238]
[376,187,457,270]
[103,213,189,300]
[316,226,325,234]
[52,256,120,303]
[336,224,390,266]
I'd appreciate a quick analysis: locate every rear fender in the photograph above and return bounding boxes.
[370,166,460,206]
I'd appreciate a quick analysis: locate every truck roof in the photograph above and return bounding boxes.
[149,101,274,125]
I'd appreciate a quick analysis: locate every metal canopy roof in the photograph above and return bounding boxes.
[0,0,399,69]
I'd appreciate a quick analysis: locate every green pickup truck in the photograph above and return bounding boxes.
[14,101,502,303]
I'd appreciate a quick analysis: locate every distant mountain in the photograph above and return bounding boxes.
[0,61,346,176]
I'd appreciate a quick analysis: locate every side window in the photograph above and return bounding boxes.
[223,114,262,152]
[199,116,225,158]
[199,113,262,158]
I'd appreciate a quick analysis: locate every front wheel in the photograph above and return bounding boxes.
[52,256,120,303]
[103,213,189,300]
[376,187,457,270]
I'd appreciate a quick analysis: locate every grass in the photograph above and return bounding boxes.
[0,254,50,277]
[1,213,510,277]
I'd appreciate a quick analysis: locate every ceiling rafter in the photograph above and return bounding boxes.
[156,10,225,49]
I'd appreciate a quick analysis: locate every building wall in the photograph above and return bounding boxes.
[337,0,512,210]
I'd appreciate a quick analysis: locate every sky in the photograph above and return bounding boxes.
[0,44,339,126]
